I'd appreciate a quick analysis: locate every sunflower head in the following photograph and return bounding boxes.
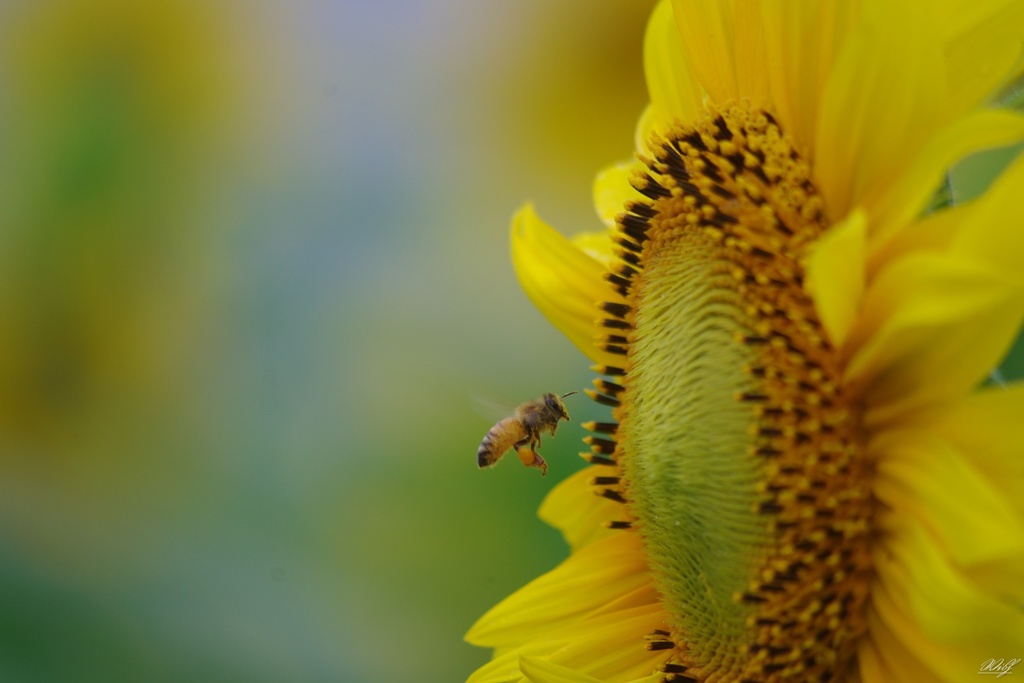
[468,1,1024,682]
[596,104,872,680]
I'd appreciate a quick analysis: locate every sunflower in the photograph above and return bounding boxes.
[466,1,1024,682]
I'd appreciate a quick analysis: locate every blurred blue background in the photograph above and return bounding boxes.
[0,1,656,681]
[0,2,1019,682]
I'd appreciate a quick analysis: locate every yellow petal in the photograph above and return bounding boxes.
[472,605,669,683]
[814,6,943,222]
[856,633,895,683]
[944,1,1024,116]
[671,0,739,103]
[847,253,1024,424]
[521,657,662,683]
[670,0,769,105]
[863,598,947,683]
[510,204,624,366]
[873,516,1024,673]
[538,466,619,551]
[866,204,969,279]
[644,0,702,129]
[593,162,639,229]
[963,554,1024,612]
[868,109,1024,251]
[758,0,855,157]
[949,150,1024,279]
[571,232,617,272]
[871,428,1024,567]
[805,208,866,349]
[634,104,659,154]
[543,605,670,682]
[469,641,559,683]
[465,533,648,648]
[908,383,1024,488]
[587,583,660,619]
[820,2,1024,234]
[519,657,603,683]
[906,385,1024,590]
[731,0,769,103]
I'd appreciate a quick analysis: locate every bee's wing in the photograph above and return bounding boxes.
[470,393,518,423]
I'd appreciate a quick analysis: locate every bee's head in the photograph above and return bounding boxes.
[544,391,575,421]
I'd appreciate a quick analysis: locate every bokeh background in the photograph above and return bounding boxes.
[0,1,1020,682]
[0,1,656,681]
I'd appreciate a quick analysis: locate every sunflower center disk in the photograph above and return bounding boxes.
[592,106,873,682]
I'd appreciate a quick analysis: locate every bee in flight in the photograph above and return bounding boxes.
[477,392,576,476]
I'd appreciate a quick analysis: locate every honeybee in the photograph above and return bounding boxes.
[477,392,576,476]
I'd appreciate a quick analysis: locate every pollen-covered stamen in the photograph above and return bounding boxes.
[600,301,632,319]
[647,640,676,652]
[581,452,616,466]
[582,420,618,434]
[601,334,630,347]
[598,488,627,504]
[584,429,629,504]
[664,674,699,683]
[585,389,621,408]
[599,343,629,356]
[606,520,633,530]
[601,317,633,330]
[597,105,872,683]
[584,436,617,454]
[592,379,625,396]
[580,199,658,529]
[662,663,691,674]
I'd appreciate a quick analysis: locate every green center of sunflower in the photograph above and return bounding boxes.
[586,105,873,682]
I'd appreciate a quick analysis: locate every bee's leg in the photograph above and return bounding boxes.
[515,444,547,476]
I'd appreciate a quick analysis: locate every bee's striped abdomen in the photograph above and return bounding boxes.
[477,417,527,469]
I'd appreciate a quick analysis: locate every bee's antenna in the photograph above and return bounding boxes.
[562,391,578,399]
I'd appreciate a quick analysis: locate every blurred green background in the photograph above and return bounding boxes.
[0,2,1019,682]
[0,1,656,681]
